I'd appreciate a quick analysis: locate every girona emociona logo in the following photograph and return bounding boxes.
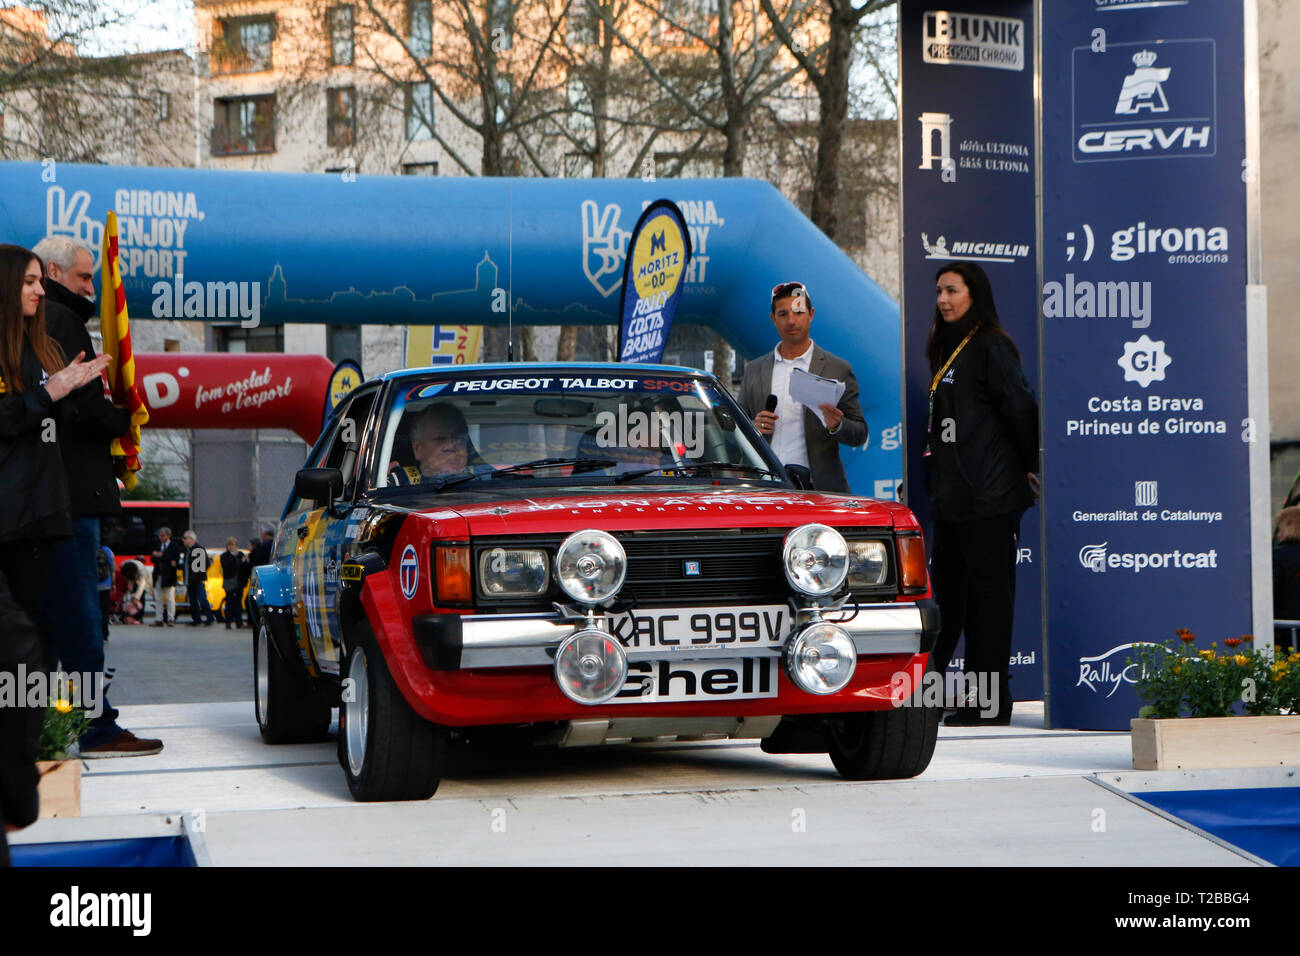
[399,544,420,599]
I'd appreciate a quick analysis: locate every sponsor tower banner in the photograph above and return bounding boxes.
[1041,1,1250,727]
[901,1,1042,697]
[617,199,692,365]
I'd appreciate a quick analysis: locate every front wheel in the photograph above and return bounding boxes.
[253,606,332,744]
[338,634,447,801]
[825,667,940,781]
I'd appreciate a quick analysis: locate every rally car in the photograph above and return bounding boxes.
[249,363,941,801]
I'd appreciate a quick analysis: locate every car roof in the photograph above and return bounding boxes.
[375,362,712,383]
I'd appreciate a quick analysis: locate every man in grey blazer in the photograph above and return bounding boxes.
[739,281,868,493]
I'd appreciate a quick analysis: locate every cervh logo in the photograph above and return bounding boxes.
[1117,335,1171,388]
[1072,40,1216,162]
[399,544,420,599]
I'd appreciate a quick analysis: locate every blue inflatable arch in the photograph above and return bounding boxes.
[0,162,901,497]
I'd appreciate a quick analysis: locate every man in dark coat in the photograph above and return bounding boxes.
[739,281,868,493]
[151,526,184,626]
[182,530,216,626]
[33,237,161,757]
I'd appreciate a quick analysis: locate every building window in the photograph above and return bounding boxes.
[567,0,597,46]
[654,0,709,47]
[211,95,276,155]
[407,0,433,59]
[329,5,354,66]
[215,323,283,353]
[326,86,355,147]
[489,0,512,50]
[156,90,170,121]
[405,81,434,140]
[402,162,439,175]
[213,16,275,74]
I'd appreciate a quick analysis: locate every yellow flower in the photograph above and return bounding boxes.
[1234,654,1251,667]
[54,699,73,714]
[1172,665,1182,675]
[1197,649,1215,660]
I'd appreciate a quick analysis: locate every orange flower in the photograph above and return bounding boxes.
[1224,638,1243,648]
[1240,635,1254,643]
[1176,629,1196,643]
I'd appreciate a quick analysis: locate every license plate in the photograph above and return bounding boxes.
[612,658,778,703]
[605,605,790,654]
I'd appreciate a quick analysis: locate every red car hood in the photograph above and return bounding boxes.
[386,487,917,537]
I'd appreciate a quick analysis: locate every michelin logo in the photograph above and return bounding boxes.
[1079,542,1219,573]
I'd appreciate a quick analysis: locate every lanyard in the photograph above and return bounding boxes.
[930,324,980,395]
[924,324,979,454]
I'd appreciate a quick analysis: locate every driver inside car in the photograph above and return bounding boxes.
[390,403,493,484]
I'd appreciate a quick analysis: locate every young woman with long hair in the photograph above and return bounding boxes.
[923,261,1039,725]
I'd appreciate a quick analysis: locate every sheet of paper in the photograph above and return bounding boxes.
[789,367,846,427]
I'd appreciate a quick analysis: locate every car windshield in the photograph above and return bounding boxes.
[369,370,784,491]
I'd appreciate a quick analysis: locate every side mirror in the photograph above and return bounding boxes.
[785,464,812,490]
[296,467,344,508]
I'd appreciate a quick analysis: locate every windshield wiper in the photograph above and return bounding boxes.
[615,461,779,483]
[489,457,617,479]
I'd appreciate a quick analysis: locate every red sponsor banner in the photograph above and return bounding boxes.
[134,354,338,444]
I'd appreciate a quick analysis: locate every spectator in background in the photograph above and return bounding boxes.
[150,526,183,626]
[114,560,146,625]
[1274,508,1300,651]
[220,537,249,630]
[182,530,216,627]
[96,543,114,643]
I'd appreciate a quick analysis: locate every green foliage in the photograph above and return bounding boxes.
[39,702,92,761]
[1130,630,1300,719]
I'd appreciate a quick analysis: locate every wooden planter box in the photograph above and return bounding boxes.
[36,760,82,819]
[1131,716,1300,770]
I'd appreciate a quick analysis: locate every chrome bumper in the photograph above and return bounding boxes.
[411,602,937,671]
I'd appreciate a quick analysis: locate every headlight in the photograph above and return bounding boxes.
[554,628,628,705]
[555,530,627,604]
[477,548,549,597]
[784,622,857,695]
[782,523,848,597]
[847,540,888,588]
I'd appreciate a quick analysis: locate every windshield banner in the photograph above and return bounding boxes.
[618,200,692,364]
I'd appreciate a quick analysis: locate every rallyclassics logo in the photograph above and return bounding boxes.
[1078,541,1219,573]
[921,10,1024,71]
[1073,41,1216,162]
[1077,643,1164,698]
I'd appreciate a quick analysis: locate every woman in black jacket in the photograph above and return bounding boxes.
[0,244,108,860]
[923,261,1039,726]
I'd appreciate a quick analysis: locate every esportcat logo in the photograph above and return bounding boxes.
[1078,542,1219,573]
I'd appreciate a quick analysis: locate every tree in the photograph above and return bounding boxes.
[758,0,896,241]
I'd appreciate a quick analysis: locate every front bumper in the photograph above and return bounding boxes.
[410,599,940,671]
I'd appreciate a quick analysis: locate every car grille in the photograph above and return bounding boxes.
[472,528,895,610]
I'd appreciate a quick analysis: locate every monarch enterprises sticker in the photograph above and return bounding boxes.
[922,10,1025,71]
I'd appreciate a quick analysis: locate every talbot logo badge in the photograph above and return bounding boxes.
[683,560,701,577]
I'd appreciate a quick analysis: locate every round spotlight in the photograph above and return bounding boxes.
[782,524,848,597]
[554,628,628,705]
[556,530,627,604]
[784,622,857,695]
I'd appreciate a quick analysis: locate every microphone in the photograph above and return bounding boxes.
[764,394,778,413]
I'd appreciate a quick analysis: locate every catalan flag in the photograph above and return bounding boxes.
[99,211,149,490]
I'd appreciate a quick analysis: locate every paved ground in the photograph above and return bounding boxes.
[18,622,1282,866]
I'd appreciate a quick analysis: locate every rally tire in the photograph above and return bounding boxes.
[338,632,447,802]
[253,607,333,744]
[825,669,941,780]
